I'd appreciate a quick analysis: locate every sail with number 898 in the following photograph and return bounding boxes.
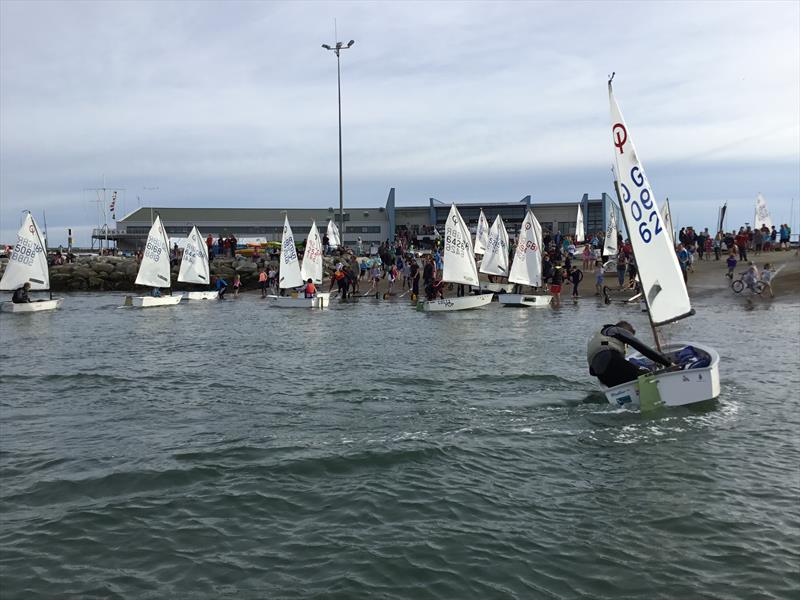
[609,83,692,326]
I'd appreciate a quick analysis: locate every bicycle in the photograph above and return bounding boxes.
[731,272,765,294]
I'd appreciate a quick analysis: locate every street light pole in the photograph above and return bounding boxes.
[322,39,355,247]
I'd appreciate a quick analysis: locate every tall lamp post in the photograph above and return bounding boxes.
[321,39,355,246]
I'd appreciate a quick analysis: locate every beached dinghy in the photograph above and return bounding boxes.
[417,205,493,312]
[0,213,63,313]
[178,226,217,300]
[597,78,720,409]
[499,208,551,308]
[268,217,329,308]
[125,215,183,307]
[478,214,510,296]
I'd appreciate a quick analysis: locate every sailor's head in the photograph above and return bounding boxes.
[23,282,31,290]
[615,320,635,335]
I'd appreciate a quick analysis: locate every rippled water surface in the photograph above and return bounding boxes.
[1,292,799,599]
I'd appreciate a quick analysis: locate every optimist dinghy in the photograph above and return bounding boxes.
[499,208,551,308]
[125,215,182,307]
[268,217,329,308]
[178,226,217,300]
[597,78,720,409]
[417,205,493,312]
[0,213,63,313]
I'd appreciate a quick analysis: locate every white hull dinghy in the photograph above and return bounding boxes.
[603,342,720,409]
[501,208,550,308]
[480,282,513,295]
[498,293,550,307]
[186,290,219,301]
[0,213,64,313]
[418,292,493,312]
[1,298,64,313]
[592,77,721,410]
[268,292,330,309]
[128,294,183,308]
[128,214,182,309]
[417,205,490,313]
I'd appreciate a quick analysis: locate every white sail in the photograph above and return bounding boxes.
[508,209,543,287]
[754,193,773,230]
[135,215,172,289]
[479,215,509,276]
[661,198,674,245]
[603,207,618,257]
[0,212,50,291]
[610,83,692,325]
[300,220,324,284]
[326,219,341,247]
[474,209,489,255]
[279,216,303,289]
[443,204,480,286]
[177,226,210,285]
[575,204,585,242]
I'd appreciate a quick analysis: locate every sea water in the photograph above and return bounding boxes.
[1,293,798,598]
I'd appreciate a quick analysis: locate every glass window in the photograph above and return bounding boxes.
[558,221,576,235]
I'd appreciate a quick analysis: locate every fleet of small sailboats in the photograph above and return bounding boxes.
[417,205,493,311]
[268,216,329,308]
[0,213,63,313]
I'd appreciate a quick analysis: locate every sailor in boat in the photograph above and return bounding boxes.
[151,288,162,298]
[11,283,32,304]
[304,278,317,298]
[586,321,672,387]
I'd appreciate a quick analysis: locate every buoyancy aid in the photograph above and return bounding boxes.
[586,324,626,366]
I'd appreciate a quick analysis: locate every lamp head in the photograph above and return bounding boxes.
[322,44,331,50]
[347,40,355,47]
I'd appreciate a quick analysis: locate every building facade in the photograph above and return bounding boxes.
[103,189,612,251]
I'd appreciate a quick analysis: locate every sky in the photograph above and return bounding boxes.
[1,0,798,245]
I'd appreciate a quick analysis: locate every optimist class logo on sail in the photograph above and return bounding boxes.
[612,121,663,245]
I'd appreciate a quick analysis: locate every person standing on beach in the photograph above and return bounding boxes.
[232,274,241,298]
[677,244,689,283]
[569,266,583,298]
[410,258,420,299]
[726,251,737,279]
[550,267,563,306]
[594,260,604,296]
[616,252,628,289]
[735,229,748,261]
[258,269,268,298]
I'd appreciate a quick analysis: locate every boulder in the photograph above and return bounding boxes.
[92,262,115,273]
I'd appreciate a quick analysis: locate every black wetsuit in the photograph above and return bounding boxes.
[12,287,30,303]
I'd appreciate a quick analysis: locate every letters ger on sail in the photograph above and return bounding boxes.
[609,83,692,326]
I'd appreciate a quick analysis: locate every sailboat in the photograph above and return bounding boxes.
[599,79,720,409]
[417,205,494,312]
[575,204,585,242]
[479,214,512,294]
[326,219,341,248]
[126,215,182,307]
[268,216,329,308]
[661,198,675,245]
[499,209,550,307]
[473,209,489,255]
[0,212,63,313]
[178,226,217,300]
[603,206,618,259]
[754,193,773,230]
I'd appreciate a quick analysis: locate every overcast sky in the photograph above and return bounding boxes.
[1,0,798,245]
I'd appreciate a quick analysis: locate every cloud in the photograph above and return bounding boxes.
[1,0,798,245]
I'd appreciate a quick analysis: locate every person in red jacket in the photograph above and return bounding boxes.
[735,229,748,261]
[304,278,317,298]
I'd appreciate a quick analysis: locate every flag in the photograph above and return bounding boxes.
[109,191,117,219]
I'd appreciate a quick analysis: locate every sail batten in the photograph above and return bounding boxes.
[0,213,50,291]
[279,216,303,289]
[479,215,509,276]
[301,221,323,284]
[443,205,479,286]
[609,83,692,326]
[177,226,210,284]
[326,220,341,248]
[508,209,543,287]
[134,215,172,289]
